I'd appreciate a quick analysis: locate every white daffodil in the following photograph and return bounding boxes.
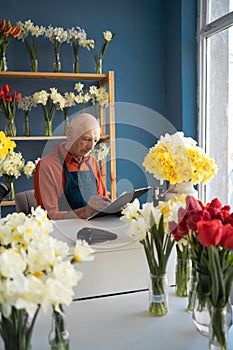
[73,239,95,262]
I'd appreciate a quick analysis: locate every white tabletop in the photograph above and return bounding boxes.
[29,288,233,350]
[51,216,137,251]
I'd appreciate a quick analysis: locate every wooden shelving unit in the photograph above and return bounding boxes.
[0,71,116,205]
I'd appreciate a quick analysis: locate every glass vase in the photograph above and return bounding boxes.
[95,59,102,74]
[149,273,168,316]
[4,175,15,201]
[30,58,38,72]
[192,272,232,337]
[63,108,69,134]
[24,111,30,136]
[5,118,16,137]
[49,306,70,350]
[44,119,53,137]
[1,306,40,350]
[175,257,191,297]
[192,271,211,336]
[186,262,198,313]
[0,48,7,71]
[54,51,61,73]
[73,56,80,73]
[209,306,228,350]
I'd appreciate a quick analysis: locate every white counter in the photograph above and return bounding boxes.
[51,217,176,298]
[29,288,233,350]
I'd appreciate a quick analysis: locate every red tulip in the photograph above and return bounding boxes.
[3,84,11,94]
[0,19,6,31]
[219,224,233,249]
[14,91,22,101]
[3,94,12,103]
[196,219,223,247]
[206,198,223,218]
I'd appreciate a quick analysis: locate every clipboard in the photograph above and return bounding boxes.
[88,186,151,220]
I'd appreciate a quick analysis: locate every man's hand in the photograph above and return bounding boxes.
[66,195,111,219]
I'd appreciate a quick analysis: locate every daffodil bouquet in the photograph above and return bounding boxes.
[0,207,95,350]
[143,131,217,185]
[16,19,45,72]
[33,88,66,136]
[91,30,115,73]
[121,198,185,316]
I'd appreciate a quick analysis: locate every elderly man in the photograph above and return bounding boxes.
[34,113,111,219]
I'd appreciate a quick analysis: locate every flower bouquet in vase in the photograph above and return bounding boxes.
[91,30,115,74]
[18,95,37,136]
[33,88,65,136]
[16,19,45,72]
[45,25,67,72]
[0,19,21,71]
[169,195,233,339]
[67,26,89,73]
[121,199,175,316]
[0,83,22,136]
[0,208,95,350]
[0,151,25,200]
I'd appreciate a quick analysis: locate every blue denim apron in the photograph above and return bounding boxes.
[57,149,97,211]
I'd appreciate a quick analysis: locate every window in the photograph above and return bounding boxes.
[198,0,233,206]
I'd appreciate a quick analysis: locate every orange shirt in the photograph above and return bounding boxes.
[34,143,107,220]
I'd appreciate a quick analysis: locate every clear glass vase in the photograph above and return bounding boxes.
[5,118,16,137]
[24,111,30,136]
[73,56,80,73]
[44,119,53,137]
[186,262,198,313]
[54,51,61,73]
[95,59,102,74]
[49,306,70,350]
[192,272,232,337]
[176,257,191,297]
[0,48,8,71]
[209,306,228,350]
[30,58,38,72]
[4,175,15,201]
[149,273,168,316]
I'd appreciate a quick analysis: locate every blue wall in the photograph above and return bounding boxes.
[0,0,197,215]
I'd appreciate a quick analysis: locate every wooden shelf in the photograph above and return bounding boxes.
[0,71,109,82]
[0,200,15,207]
[11,135,110,142]
[11,136,66,141]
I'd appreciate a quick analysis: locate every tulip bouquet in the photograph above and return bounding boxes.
[0,207,95,350]
[0,19,21,71]
[0,83,22,136]
[169,195,233,349]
